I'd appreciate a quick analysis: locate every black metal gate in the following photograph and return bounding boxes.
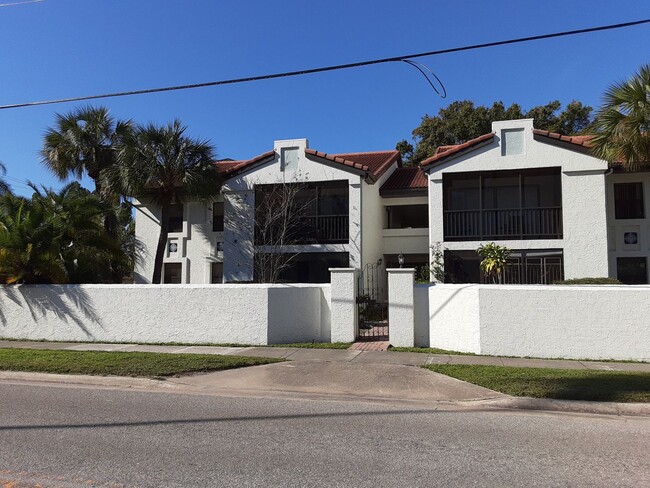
[356,263,388,341]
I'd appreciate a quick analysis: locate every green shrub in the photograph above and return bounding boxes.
[553,277,622,285]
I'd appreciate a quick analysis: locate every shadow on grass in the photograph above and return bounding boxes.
[426,365,650,402]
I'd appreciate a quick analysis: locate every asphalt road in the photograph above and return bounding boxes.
[0,383,649,487]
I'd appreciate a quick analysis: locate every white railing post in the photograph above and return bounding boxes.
[387,268,415,347]
[329,268,358,343]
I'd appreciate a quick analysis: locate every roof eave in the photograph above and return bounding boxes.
[420,136,495,172]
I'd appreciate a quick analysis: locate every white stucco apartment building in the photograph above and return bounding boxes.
[134,119,650,285]
[134,138,429,284]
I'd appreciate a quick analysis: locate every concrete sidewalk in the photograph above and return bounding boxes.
[1,339,649,372]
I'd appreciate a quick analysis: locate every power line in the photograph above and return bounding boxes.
[0,18,648,111]
[0,0,45,7]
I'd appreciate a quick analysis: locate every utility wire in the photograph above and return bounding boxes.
[0,0,45,7]
[0,18,648,110]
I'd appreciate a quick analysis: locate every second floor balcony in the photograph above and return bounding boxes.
[443,167,563,241]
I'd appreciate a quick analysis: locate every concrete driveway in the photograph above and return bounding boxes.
[168,360,504,404]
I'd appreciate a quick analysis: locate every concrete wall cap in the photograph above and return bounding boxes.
[386,268,416,273]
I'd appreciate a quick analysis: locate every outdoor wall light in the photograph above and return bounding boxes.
[398,253,404,268]
[377,257,383,266]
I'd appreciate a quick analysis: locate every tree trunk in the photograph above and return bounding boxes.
[152,200,171,284]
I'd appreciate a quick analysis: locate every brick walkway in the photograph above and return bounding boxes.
[349,341,390,352]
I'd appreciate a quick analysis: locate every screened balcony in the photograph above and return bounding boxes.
[443,168,563,241]
[255,181,349,245]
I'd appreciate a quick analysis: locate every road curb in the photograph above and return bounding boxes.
[1,370,649,417]
[469,396,650,417]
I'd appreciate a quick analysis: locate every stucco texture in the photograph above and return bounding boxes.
[424,284,650,361]
[0,284,331,345]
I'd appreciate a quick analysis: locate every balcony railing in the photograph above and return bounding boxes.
[444,207,562,241]
[298,214,349,244]
[257,214,349,245]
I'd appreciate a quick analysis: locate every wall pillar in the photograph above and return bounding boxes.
[329,268,358,343]
[388,268,415,347]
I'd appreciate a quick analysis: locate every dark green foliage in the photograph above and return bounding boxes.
[553,277,622,285]
[40,105,133,195]
[0,183,138,284]
[397,100,595,165]
[591,64,650,169]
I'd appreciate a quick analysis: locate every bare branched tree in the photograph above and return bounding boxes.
[253,180,316,283]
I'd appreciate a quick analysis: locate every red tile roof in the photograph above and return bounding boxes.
[379,167,428,196]
[532,129,594,148]
[306,149,400,180]
[213,150,276,176]
[215,147,401,181]
[420,132,495,168]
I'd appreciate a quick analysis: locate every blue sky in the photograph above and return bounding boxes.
[0,0,648,196]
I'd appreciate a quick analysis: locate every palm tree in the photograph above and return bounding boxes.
[103,120,221,283]
[0,184,131,284]
[41,105,133,196]
[0,191,69,284]
[0,162,11,195]
[591,64,650,169]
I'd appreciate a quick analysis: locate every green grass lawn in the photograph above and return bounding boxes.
[425,364,650,402]
[0,348,282,378]
[270,342,352,349]
[390,346,476,355]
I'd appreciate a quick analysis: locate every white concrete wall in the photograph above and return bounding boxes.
[413,284,430,347]
[388,268,415,347]
[329,268,357,342]
[426,119,610,280]
[422,284,650,361]
[0,284,331,345]
[428,284,482,354]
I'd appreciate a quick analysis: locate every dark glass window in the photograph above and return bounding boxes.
[255,181,349,245]
[212,202,224,232]
[386,205,428,229]
[163,263,182,284]
[211,262,223,283]
[617,257,647,284]
[614,183,644,219]
[168,204,184,233]
[256,252,349,283]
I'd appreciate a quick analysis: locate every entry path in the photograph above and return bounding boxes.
[1,339,649,372]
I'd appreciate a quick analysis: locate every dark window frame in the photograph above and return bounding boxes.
[163,262,182,284]
[616,257,648,284]
[210,261,224,284]
[614,182,644,220]
[212,201,224,232]
[168,204,184,233]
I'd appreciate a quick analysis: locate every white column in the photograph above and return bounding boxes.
[329,268,358,343]
[388,268,415,347]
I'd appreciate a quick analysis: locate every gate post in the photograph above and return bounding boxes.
[387,268,415,347]
[329,268,358,343]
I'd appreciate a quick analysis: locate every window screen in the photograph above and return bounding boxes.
[614,183,644,219]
